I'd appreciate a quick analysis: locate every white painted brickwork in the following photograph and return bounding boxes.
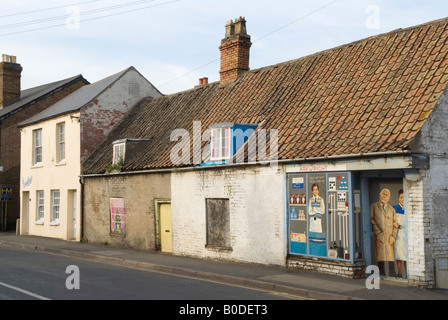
[409,88,448,288]
[406,178,427,287]
[171,166,286,266]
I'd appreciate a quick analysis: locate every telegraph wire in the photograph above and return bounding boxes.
[0,0,180,37]
[253,0,339,43]
[0,0,163,30]
[157,0,339,88]
[0,0,100,18]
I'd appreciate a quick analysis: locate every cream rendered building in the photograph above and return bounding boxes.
[20,112,82,240]
[19,67,161,240]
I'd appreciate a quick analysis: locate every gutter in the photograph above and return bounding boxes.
[80,150,414,178]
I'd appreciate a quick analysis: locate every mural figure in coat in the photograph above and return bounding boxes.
[370,188,399,277]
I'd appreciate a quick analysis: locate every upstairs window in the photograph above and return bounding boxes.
[57,123,65,163]
[210,127,231,161]
[113,143,125,165]
[33,129,42,165]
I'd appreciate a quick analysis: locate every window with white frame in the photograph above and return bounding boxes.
[52,190,60,222]
[113,143,125,165]
[210,127,231,161]
[57,123,65,163]
[36,190,44,221]
[33,129,42,165]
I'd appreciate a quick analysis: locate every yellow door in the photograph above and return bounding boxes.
[160,203,173,253]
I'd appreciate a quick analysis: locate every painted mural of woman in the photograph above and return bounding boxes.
[393,189,407,278]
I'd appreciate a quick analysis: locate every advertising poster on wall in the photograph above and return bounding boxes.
[289,174,307,255]
[110,198,125,236]
[369,179,407,279]
[308,174,327,257]
[288,171,354,260]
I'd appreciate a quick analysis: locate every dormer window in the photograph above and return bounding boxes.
[210,127,231,161]
[113,142,125,165]
[110,138,151,171]
[204,123,259,166]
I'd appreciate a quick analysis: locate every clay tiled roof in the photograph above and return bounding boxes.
[83,17,448,174]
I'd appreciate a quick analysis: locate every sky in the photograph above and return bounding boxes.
[2,0,448,95]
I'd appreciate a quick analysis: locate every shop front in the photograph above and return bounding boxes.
[285,159,414,281]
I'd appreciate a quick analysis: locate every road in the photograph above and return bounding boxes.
[0,247,303,301]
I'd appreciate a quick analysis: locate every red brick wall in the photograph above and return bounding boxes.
[219,34,251,84]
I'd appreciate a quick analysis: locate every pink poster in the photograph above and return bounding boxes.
[110,198,125,235]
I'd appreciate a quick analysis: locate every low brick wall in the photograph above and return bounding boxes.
[287,256,366,279]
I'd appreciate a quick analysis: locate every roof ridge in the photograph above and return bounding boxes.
[246,16,448,75]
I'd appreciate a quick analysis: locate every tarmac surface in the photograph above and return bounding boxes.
[1,232,448,300]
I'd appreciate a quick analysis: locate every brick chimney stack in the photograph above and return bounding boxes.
[0,54,22,108]
[219,17,252,84]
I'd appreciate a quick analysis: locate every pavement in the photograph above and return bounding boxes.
[1,232,448,300]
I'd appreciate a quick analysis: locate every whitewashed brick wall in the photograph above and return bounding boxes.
[409,87,448,288]
[171,166,286,266]
[406,177,427,286]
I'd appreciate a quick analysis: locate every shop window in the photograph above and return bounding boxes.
[288,172,360,261]
[206,198,231,250]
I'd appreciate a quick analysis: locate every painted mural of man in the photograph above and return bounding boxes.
[309,183,325,234]
[370,188,399,277]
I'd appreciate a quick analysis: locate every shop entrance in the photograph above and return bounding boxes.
[364,177,408,280]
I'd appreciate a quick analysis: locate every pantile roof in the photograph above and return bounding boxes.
[83,17,448,174]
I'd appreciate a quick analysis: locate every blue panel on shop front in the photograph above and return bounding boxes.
[291,242,307,255]
[310,244,326,257]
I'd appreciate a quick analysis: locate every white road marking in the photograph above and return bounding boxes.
[0,281,51,300]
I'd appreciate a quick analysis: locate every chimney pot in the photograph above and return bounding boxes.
[203,77,208,84]
[225,20,235,38]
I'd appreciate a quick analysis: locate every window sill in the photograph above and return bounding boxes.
[50,221,60,226]
[55,160,66,166]
[209,158,230,162]
[205,245,233,253]
[34,220,44,225]
[31,163,43,169]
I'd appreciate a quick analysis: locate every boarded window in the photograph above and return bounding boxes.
[206,199,231,250]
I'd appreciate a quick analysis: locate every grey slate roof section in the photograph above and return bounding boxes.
[18,67,133,127]
[0,74,88,120]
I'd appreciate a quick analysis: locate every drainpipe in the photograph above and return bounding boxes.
[79,176,85,241]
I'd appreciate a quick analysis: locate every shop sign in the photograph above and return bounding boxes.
[1,186,13,201]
